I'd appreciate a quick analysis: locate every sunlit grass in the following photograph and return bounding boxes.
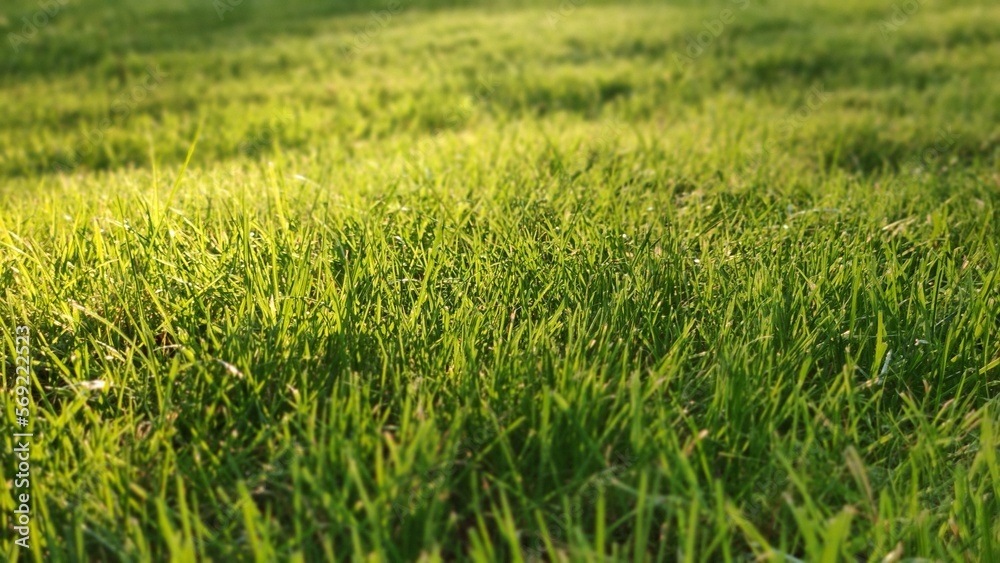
[1,0,998,560]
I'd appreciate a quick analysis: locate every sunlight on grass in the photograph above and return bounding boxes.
[1,0,998,560]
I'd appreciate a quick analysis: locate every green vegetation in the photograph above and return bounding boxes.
[1,0,998,560]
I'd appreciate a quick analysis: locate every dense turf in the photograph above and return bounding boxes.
[1,0,999,560]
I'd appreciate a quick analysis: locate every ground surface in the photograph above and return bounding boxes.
[1,0,999,560]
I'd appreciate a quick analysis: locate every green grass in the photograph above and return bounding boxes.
[1,0,998,560]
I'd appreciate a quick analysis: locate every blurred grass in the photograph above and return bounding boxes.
[1,0,999,561]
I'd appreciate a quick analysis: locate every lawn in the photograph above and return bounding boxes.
[1,0,998,560]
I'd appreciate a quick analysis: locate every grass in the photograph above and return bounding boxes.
[1,0,998,560]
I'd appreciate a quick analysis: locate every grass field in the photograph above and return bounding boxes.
[1,0,999,560]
